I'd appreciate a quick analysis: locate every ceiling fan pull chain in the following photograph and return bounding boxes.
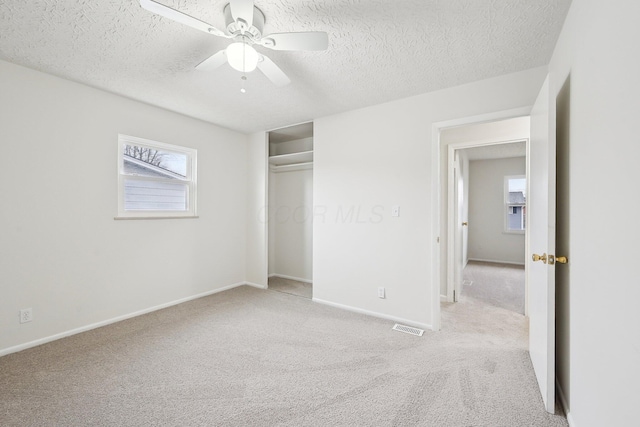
[240,40,248,92]
[241,76,247,94]
[242,41,246,73]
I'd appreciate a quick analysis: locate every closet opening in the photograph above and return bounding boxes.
[267,122,314,298]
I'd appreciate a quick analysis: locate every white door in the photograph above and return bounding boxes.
[528,75,557,413]
[453,153,464,301]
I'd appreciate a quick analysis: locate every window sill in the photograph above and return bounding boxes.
[503,230,525,235]
[114,215,199,220]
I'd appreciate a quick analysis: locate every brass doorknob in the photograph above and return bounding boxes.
[532,253,548,264]
[462,222,468,226]
[556,256,568,264]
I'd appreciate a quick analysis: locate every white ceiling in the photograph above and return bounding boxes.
[0,0,571,133]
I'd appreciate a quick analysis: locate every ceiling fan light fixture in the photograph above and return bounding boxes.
[140,0,327,86]
[226,42,259,73]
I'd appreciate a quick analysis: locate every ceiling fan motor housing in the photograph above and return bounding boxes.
[223,3,265,41]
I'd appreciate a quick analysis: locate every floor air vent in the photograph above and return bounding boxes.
[392,324,424,337]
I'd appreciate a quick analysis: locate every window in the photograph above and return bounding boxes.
[505,175,526,232]
[117,134,197,218]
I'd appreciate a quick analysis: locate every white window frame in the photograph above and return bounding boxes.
[116,134,197,219]
[504,174,525,234]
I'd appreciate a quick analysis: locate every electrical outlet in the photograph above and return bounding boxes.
[378,287,385,299]
[19,308,33,324]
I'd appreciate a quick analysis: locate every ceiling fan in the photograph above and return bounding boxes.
[140,0,329,88]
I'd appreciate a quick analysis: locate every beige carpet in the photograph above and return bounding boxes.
[0,286,567,426]
[268,276,312,299]
[462,261,526,315]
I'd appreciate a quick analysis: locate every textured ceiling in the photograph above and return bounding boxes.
[0,0,571,133]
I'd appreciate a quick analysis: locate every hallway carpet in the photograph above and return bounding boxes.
[462,261,526,314]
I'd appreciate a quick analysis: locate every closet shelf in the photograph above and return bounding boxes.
[269,150,313,166]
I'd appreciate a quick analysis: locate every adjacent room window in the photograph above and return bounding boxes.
[117,134,197,218]
[505,175,526,232]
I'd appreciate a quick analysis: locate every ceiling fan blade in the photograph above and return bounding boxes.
[195,50,227,71]
[260,32,328,51]
[229,0,254,28]
[257,55,290,87]
[140,0,227,37]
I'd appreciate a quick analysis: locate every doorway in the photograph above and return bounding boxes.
[442,117,530,317]
[430,107,533,331]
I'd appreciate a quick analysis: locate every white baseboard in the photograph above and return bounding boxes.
[0,281,248,357]
[468,258,525,266]
[268,274,312,284]
[312,297,432,331]
[440,294,449,302]
[244,281,267,289]
[556,378,575,426]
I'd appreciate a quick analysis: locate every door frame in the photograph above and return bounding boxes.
[430,106,532,330]
[445,137,530,311]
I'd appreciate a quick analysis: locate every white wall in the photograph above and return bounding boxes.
[467,157,526,264]
[269,137,313,156]
[311,66,547,328]
[0,60,248,354]
[548,1,640,426]
[268,167,313,282]
[246,132,268,288]
[268,170,277,275]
